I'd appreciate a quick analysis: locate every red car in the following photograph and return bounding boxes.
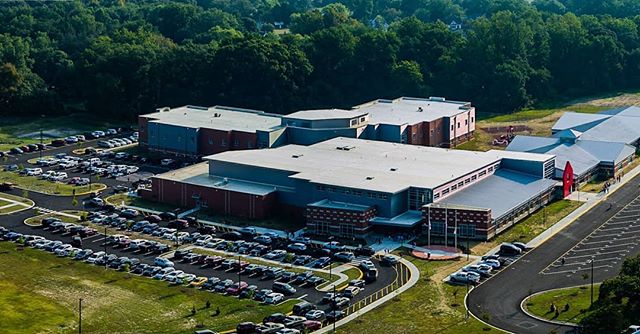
[226,281,248,295]
[303,320,322,331]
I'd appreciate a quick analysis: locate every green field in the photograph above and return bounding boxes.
[0,242,297,334]
[0,171,106,196]
[340,257,501,334]
[525,284,600,324]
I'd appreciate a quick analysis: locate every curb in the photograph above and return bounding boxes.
[314,257,420,334]
[519,286,588,327]
[464,286,515,334]
[11,183,108,197]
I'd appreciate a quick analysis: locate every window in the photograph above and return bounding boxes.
[451,184,457,190]
[465,119,468,125]
[360,117,366,122]
[434,193,440,200]
[479,170,487,176]
[457,122,460,128]
[471,175,477,181]
[350,119,358,126]
[233,139,240,147]
[221,139,227,147]
[442,188,450,195]
[488,166,493,172]
[451,125,454,131]
[465,178,470,184]
[458,181,464,187]
[247,142,253,149]
[471,116,474,122]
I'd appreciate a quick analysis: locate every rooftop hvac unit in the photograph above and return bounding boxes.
[429,96,446,102]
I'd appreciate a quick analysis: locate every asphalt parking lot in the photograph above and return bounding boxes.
[468,173,640,334]
[541,194,640,277]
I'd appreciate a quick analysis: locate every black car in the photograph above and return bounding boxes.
[263,313,287,324]
[236,322,256,334]
[132,263,150,274]
[159,211,177,221]
[326,310,346,322]
[354,246,375,257]
[221,231,242,241]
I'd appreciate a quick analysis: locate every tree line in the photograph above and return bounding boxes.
[2,0,640,119]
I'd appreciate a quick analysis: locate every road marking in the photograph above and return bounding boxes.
[92,237,105,243]
[564,250,629,260]
[542,264,612,275]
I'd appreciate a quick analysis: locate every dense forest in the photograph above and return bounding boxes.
[2,0,640,119]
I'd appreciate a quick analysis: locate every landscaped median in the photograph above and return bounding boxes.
[523,284,600,325]
[0,192,35,215]
[0,171,106,196]
[105,193,177,212]
[0,242,297,334]
[24,210,85,227]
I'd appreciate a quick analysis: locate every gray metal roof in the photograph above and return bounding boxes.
[578,115,640,144]
[551,112,610,132]
[439,169,557,220]
[545,144,600,177]
[370,210,423,227]
[308,199,372,211]
[506,136,561,153]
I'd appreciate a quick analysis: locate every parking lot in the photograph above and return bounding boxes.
[541,196,640,277]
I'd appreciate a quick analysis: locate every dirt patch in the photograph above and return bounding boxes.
[481,125,531,134]
[570,92,640,107]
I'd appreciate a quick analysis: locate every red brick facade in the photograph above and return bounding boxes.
[421,206,494,240]
[197,128,258,156]
[305,205,377,237]
[142,178,277,219]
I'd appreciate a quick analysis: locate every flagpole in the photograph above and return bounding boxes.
[444,207,448,247]
[427,210,431,248]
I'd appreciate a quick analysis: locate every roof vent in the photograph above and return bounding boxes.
[429,96,446,102]
[390,168,398,171]
[336,145,355,151]
[417,107,423,112]
[366,176,375,180]
[291,154,303,158]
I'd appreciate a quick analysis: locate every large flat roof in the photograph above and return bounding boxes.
[142,105,283,133]
[154,162,276,196]
[353,97,472,125]
[206,137,501,193]
[438,169,557,220]
[284,109,368,121]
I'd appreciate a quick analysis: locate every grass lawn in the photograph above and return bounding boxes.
[24,210,85,226]
[525,284,600,324]
[0,192,35,214]
[339,256,501,334]
[0,114,132,152]
[469,200,582,255]
[0,171,106,196]
[0,242,297,334]
[458,102,609,152]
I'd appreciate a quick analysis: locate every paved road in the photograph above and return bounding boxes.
[468,174,640,334]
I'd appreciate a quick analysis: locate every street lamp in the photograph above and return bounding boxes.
[590,258,594,306]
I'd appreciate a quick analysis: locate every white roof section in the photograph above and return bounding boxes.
[486,149,555,162]
[439,170,557,220]
[579,115,640,144]
[154,162,276,196]
[285,109,368,121]
[206,137,501,193]
[506,136,562,153]
[353,97,472,125]
[142,105,283,133]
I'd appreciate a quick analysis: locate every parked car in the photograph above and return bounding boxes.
[264,292,285,305]
[154,257,174,268]
[272,282,296,295]
[304,310,325,321]
[499,243,523,256]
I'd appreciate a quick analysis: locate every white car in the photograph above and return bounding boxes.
[26,168,43,176]
[51,172,68,182]
[107,128,118,135]
[41,170,57,179]
[480,259,501,269]
[449,271,480,284]
[264,292,284,304]
[204,238,224,248]
[65,136,79,143]
[85,251,106,264]
[163,270,185,282]
[160,159,174,166]
[304,309,325,320]
[195,235,213,246]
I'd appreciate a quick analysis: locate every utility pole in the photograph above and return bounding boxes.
[590,259,594,306]
[78,298,83,334]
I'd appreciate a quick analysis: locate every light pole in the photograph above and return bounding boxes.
[590,258,594,306]
[40,114,45,159]
[78,298,83,334]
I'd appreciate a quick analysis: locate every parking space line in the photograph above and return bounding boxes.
[564,250,628,260]
[542,264,612,275]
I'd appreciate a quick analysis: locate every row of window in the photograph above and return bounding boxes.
[449,116,475,131]
[316,185,389,200]
[433,164,500,200]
